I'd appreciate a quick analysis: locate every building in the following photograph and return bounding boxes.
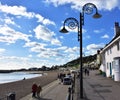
[99,22,120,81]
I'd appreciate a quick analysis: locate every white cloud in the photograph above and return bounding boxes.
[0,45,80,69]
[0,55,39,70]
[24,41,48,54]
[44,0,120,11]
[83,35,91,40]
[3,17,21,28]
[0,25,31,44]
[51,38,62,45]
[33,25,61,46]
[24,41,62,58]
[87,43,104,50]
[24,41,79,63]
[35,14,44,22]
[30,46,46,53]
[64,46,79,53]
[0,56,29,61]
[28,54,32,57]
[36,48,62,59]
[101,34,109,39]
[43,19,55,26]
[60,36,64,39]
[0,3,34,18]
[24,41,47,48]
[94,29,104,34]
[85,43,104,55]
[0,3,55,26]
[4,17,15,25]
[0,48,6,54]
[34,25,54,40]
[0,56,28,69]
[35,14,55,26]
[94,30,101,34]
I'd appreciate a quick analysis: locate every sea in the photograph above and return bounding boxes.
[0,72,42,84]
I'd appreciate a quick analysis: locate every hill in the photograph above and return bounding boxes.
[61,54,97,69]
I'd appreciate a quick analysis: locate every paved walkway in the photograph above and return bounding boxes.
[74,70,120,100]
[20,80,69,100]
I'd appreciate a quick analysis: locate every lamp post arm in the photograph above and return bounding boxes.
[82,3,98,13]
[64,17,79,28]
[62,17,80,41]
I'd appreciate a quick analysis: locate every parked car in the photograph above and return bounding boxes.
[63,77,72,85]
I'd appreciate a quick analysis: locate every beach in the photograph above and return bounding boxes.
[0,71,58,100]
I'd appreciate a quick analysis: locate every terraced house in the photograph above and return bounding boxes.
[99,22,120,81]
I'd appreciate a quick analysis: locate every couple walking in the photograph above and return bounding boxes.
[32,82,42,98]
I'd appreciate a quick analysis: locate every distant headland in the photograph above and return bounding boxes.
[0,70,15,73]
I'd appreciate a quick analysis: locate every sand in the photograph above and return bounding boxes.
[0,71,58,100]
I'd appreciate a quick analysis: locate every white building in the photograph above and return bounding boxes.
[100,22,120,81]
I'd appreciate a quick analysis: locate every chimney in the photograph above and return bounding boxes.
[97,50,100,54]
[114,22,120,37]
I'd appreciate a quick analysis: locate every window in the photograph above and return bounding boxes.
[117,41,120,50]
[107,50,109,55]
[112,61,114,69]
[110,48,112,54]
[107,62,109,69]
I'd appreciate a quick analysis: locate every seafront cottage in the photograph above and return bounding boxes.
[99,22,120,81]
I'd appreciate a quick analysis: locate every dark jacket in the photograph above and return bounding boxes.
[32,83,37,92]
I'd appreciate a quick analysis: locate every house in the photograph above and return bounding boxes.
[99,22,120,81]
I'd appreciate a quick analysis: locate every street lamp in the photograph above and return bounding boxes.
[60,3,101,99]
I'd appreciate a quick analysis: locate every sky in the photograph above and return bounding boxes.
[0,0,120,70]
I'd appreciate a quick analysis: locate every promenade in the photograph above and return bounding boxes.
[75,70,120,100]
[20,80,69,100]
[20,70,120,100]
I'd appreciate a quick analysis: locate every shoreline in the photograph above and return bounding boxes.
[0,71,58,100]
[0,71,43,84]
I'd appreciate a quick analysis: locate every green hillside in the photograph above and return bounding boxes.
[61,54,97,69]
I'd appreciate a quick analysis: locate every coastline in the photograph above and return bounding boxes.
[0,71,58,100]
[0,71,43,84]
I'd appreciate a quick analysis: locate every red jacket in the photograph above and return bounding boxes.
[32,84,37,92]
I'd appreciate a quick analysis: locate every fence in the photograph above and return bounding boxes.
[66,74,75,100]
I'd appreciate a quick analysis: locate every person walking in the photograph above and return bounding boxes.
[32,82,38,97]
[37,84,42,98]
[85,68,87,76]
[87,68,90,76]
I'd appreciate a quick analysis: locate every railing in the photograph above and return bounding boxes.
[66,75,75,100]
[66,84,74,100]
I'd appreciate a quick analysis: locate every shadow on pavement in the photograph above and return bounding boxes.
[33,97,52,100]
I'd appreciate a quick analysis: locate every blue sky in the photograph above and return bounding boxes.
[0,0,120,70]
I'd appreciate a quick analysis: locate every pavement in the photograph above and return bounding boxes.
[20,80,70,100]
[74,70,120,100]
[20,70,120,100]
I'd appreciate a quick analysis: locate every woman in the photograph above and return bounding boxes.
[37,84,42,98]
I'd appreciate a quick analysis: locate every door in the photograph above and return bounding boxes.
[109,62,112,76]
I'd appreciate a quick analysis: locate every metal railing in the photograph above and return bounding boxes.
[66,84,74,100]
[67,75,75,100]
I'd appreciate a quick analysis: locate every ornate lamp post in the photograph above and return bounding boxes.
[60,3,101,98]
